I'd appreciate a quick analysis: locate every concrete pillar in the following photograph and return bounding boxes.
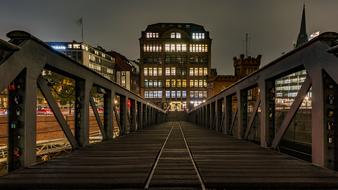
[119,95,128,135]
[130,99,137,132]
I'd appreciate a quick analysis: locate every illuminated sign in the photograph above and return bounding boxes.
[51,45,66,50]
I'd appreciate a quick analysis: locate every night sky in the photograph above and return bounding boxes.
[1,0,338,75]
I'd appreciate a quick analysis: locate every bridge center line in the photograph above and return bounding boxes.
[144,123,174,189]
[179,122,206,190]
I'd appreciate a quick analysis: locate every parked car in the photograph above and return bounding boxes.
[37,107,53,115]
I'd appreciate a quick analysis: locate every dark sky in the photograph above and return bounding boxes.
[1,0,338,75]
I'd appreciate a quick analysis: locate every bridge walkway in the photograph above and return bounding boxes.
[0,122,338,189]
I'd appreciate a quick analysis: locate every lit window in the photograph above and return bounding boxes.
[153,80,158,87]
[203,80,207,87]
[170,32,181,39]
[153,68,157,76]
[144,68,148,76]
[146,32,159,38]
[171,79,176,87]
[192,33,205,40]
[199,68,203,76]
[170,44,175,52]
[182,80,187,87]
[145,91,149,98]
[182,44,187,51]
[166,91,170,98]
[144,79,148,87]
[194,80,198,87]
[177,79,181,87]
[68,44,72,48]
[149,68,153,76]
[204,68,208,76]
[158,81,162,87]
[158,68,162,76]
[73,44,81,49]
[177,91,181,98]
[166,79,170,87]
[149,80,153,87]
[182,91,187,98]
[189,68,194,76]
[190,80,194,87]
[165,44,170,51]
[194,68,198,76]
[165,67,170,76]
[171,67,176,75]
[171,91,176,98]
[199,80,203,87]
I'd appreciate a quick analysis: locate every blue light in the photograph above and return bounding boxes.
[51,45,66,50]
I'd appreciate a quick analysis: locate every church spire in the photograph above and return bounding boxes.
[296,4,308,48]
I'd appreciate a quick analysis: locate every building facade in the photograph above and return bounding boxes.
[140,23,212,111]
[107,51,140,95]
[47,42,115,81]
[207,54,261,97]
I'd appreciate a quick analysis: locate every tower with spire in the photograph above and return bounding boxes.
[296,4,308,48]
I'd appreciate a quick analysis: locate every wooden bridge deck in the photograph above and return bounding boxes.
[0,122,338,189]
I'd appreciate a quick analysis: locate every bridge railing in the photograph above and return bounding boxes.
[0,31,166,172]
[188,32,338,171]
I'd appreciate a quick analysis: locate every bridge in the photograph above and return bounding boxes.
[0,31,337,189]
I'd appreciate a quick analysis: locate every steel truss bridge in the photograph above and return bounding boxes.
[0,31,337,189]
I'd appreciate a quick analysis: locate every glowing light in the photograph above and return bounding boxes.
[51,45,66,50]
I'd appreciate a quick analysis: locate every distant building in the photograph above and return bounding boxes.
[140,23,212,111]
[107,51,140,95]
[47,41,115,81]
[207,54,261,97]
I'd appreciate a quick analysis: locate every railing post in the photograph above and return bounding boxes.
[130,99,137,132]
[207,104,211,128]
[143,104,147,128]
[225,95,232,135]
[237,90,248,139]
[103,90,113,140]
[136,101,142,130]
[119,95,128,135]
[259,80,270,148]
[75,79,91,147]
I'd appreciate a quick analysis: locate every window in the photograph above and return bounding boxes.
[143,68,148,76]
[153,80,158,87]
[194,80,198,87]
[153,68,157,76]
[189,44,208,52]
[166,79,170,87]
[171,67,176,75]
[203,80,207,87]
[164,43,187,52]
[171,32,181,39]
[171,91,176,98]
[148,80,153,87]
[199,80,203,87]
[189,68,194,76]
[165,44,170,52]
[170,44,175,52]
[192,33,205,40]
[149,68,153,76]
[165,67,170,76]
[146,32,159,38]
[166,91,170,98]
[177,79,181,87]
[199,68,203,76]
[182,80,187,87]
[145,91,149,98]
[158,68,162,76]
[177,91,181,98]
[190,80,194,87]
[158,81,162,87]
[204,68,208,76]
[171,79,176,87]
[194,68,198,76]
[182,91,187,98]
[203,91,207,98]
[144,79,148,87]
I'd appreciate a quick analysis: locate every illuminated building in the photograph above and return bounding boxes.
[139,23,212,111]
[47,42,115,81]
